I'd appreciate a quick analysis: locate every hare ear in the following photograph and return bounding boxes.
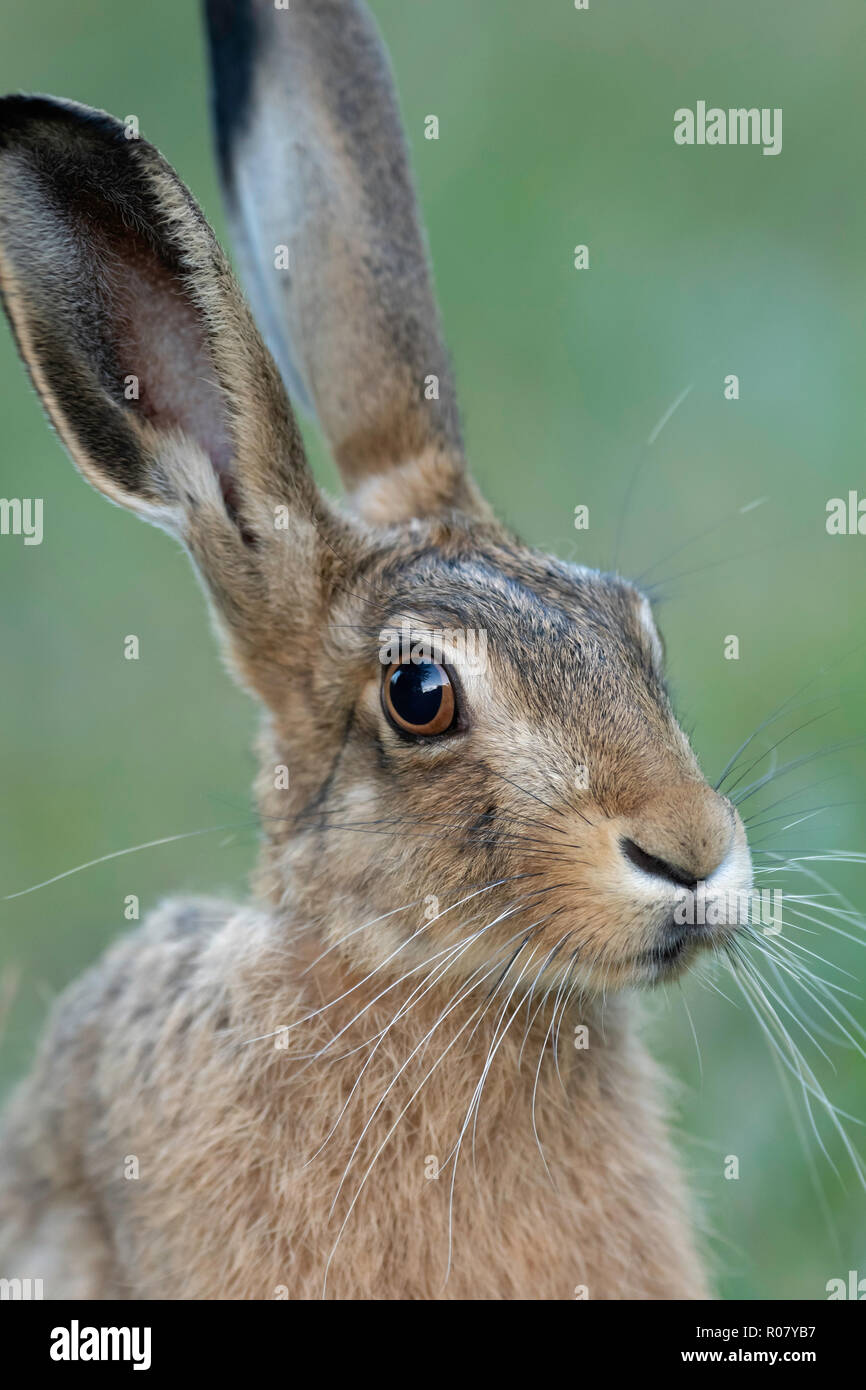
[0,95,344,670]
[204,0,488,525]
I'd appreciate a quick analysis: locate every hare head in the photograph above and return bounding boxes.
[0,0,751,998]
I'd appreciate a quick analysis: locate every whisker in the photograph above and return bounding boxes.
[723,711,835,800]
[732,739,864,809]
[724,942,866,1189]
[443,944,544,1287]
[319,940,525,1299]
[3,822,251,900]
[307,910,526,1165]
[241,878,515,1046]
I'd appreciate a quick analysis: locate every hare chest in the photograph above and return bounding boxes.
[82,908,708,1300]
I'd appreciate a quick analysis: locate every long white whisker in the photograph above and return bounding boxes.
[242,878,514,1045]
[325,908,536,1218]
[4,823,247,899]
[319,955,517,1300]
[443,944,543,1288]
[308,903,533,1164]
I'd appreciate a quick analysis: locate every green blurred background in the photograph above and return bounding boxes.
[1,0,864,1299]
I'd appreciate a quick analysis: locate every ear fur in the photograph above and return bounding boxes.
[0,95,317,525]
[0,93,363,698]
[204,0,491,524]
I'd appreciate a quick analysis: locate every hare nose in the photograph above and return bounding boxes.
[619,785,735,887]
[620,838,697,890]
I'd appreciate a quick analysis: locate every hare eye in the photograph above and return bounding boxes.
[383,662,456,736]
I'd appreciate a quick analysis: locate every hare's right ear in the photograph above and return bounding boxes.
[0,95,344,678]
[204,0,490,526]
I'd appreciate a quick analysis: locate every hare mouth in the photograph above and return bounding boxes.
[640,919,706,976]
[643,934,689,974]
[641,913,739,979]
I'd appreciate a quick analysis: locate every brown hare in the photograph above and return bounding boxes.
[0,0,755,1299]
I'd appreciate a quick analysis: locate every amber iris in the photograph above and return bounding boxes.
[383,661,456,736]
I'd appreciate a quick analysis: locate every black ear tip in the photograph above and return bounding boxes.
[0,94,127,153]
[203,0,246,34]
[203,0,259,180]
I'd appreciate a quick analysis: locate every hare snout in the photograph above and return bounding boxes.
[619,783,739,891]
[525,783,752,990]
[617,788,753,979]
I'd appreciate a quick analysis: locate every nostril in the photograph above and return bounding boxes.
[620,837,697,890]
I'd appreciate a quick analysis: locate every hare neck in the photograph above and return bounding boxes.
[239,936,705,1298]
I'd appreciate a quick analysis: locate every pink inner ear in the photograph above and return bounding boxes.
[106,239,235,479]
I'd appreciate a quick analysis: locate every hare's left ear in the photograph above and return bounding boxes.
[205,0,491,526]
[0,96,315,526]
[0,95,356,698]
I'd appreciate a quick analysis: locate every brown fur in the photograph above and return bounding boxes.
[0,900,706,1299]
[0,0,752,1299]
